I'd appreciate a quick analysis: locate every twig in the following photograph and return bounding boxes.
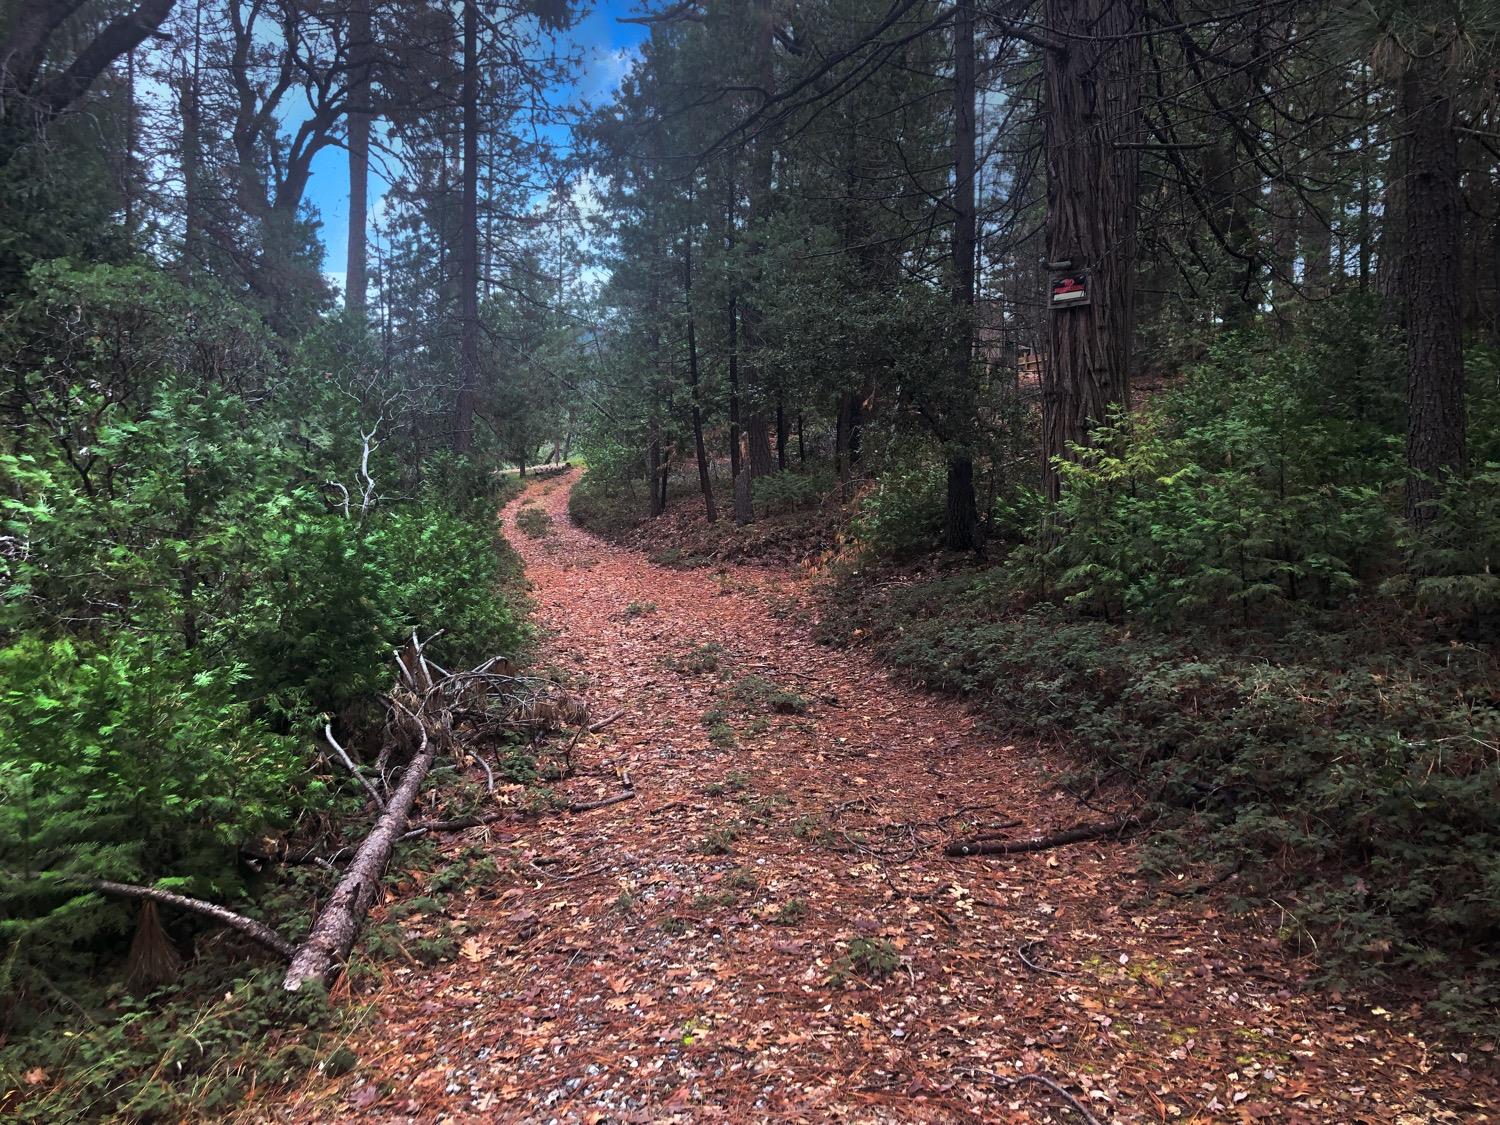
[1017,939,1068,977]
[471,746,496,794]
[988,1072,1104,1125]
[945,816,1139,857]
[325,723,387,810]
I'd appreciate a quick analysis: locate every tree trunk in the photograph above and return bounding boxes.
[1268,176,1298,321]
[178,0,203,278]
[1041,0,1141,501]
[728,296,742,480]
[945,0,980,552]
[775,394,787,471]
[345,0,372,315]
[733,468,753,525]
[1401,57,1465,529]
[283,726,440,990]
[647,434,664,518]
[684,215,716,523]
[741,0,777,491]
[452,0,480,454]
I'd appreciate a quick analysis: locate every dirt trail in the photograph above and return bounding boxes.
[304,474,1496,1123]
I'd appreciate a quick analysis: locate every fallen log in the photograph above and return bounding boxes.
[284,713,441,991]
[944,816,1138,858]
[91,879,294,960]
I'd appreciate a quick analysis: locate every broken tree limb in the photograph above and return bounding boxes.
[944,816,1138,858]
[325,723,387,809]
[90,880,294,960]
[284,710,441,991]
[566,790,635,813]
[587,707,628,733]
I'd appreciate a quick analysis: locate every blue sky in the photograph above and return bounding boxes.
[308,1,648,293]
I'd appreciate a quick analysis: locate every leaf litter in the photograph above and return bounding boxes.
[271,475,1499,1123]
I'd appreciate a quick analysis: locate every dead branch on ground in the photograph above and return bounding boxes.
[986,1072,1104,1125]
[944,816,1139,857]
[90,880,295,960]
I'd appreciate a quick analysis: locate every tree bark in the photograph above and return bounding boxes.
[945,0,981,552]
[284,723,441,990]
[647,431,665,518]
[452,0,480,453]
[1401,56,1465,529]
[728,296,742,480]
[345,0,373,315]
[775,393,787,471]
[1041,0,1141,501]
[740,0,777,490]
[684,209,717,523]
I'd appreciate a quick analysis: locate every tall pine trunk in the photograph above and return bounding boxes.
[179,0,204,278]
[1041,0,1141,501]
[739,0,777,520]
[452,0,480,453]
[684,197,716,523]
[945,0,980,552]
[1401,56,1465,528]
[345,0,372,315]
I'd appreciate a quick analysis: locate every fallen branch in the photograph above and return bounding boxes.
[587,707,628,733]
[284,718,439,991]
[325,723,386,809]
[989,1073,1104,1125]
[944,816,1138,858]
[91,880,294,960]
[566,790,635,813]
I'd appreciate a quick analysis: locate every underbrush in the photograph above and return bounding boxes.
[819,567,1500,1033]
[0,962,346,1122]
[0,838,512,1121]
[0,263,536,1119]
[568,460,850,566]
[819,310,1500,1034]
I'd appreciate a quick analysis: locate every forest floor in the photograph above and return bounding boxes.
[281,472,1498,1124]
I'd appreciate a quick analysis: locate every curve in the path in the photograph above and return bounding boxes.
[296,472,1495,1124]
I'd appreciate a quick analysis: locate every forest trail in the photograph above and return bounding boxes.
[308,474,1496,1124]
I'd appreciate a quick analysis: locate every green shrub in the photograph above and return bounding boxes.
[365,506,527,671]
[1008,338,1399,624]
[826,575,1500,1030]
[1397,464,1500,624]
[829,937,899,985]
[729,674,809,715]
[0,637,306,982]
[850,454,946,559]
[752,469,837,516]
